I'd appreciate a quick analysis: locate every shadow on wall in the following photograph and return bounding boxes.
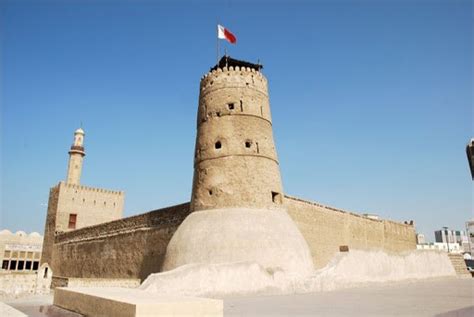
[137,227,176,281]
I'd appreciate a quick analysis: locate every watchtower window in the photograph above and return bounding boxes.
[245,141,252,148]
[215,141,222,149]
[68,213,77,229]
[271,192,282,204]
[227,103,235,110]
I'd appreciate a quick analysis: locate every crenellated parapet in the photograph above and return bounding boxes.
[60,181,124,196]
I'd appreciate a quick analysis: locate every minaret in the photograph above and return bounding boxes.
[190,56,284,212]
[66,128,85,185]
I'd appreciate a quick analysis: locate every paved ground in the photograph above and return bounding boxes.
[3,277,473,316]
[225,277,474,316]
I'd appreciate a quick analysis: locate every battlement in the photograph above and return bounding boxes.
[284,195,414,228]
[200,63,268,96]
[58,181,124,196]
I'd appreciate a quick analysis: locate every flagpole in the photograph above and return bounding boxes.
[216,23,220,66]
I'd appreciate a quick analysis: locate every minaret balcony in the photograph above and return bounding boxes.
[69,145,85,155]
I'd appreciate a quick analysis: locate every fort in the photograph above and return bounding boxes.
[41,56,417,286]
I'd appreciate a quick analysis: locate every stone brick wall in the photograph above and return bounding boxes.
[51,203,190,281]
[49,196,415,280]
[55,181,124,232]
[191,66,284,212]
[41,185,60,266]
[284,195,417,269]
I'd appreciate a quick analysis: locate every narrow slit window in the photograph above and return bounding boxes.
[240,100,243,111]
[68,213,77,229]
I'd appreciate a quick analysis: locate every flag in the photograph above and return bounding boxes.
[217,24,237,44]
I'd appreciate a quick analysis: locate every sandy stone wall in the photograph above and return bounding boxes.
[55,181,124,231]
[191,66,284,211]
[49,197,415,279]
[0,272,37,299]
[41,185,60,266]
[41,181,124,267]
[284,195,417,269]
[51,203,190,281]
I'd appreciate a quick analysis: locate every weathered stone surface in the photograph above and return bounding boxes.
[54,287,223,317]
[51,203,190,280]
[162,208,314,277]
[191,66,284,212]
[284,195,417,269]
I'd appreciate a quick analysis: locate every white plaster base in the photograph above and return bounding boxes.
[163,207,314,278]
[53,287,223,317]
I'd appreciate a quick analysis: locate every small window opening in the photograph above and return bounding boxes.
[18,261,25,270]
[9,260,17,270]
[2,260,8,270]
[216,111,221,117]
[260,106,263,116]
[228,103,235,110]
[256,142,260,154]
[271,191,282,204]
[25,261,32,270]
[43,267,48,278]
[245,141,252,148]
[240,100,243,111]
[68,213,77,229]
[32,261,39,271]
[215,141,222,149]
[208,189,213,196]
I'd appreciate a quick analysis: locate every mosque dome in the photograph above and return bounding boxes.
[0,229,12,235]
[15,230,26,236]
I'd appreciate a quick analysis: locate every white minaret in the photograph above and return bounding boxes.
[66,128,86,185]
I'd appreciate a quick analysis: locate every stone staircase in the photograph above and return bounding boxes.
[448,253,471,277]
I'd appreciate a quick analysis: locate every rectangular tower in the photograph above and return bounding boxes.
[40,128,125,271]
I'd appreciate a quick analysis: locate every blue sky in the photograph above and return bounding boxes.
[1,0,472,242]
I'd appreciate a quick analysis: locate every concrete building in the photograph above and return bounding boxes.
[434,228,469,253]
[0,230,43,272]
[41,128,125,270]
[466,220,474,254]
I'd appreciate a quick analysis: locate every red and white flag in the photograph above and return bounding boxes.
[217,24,237,44]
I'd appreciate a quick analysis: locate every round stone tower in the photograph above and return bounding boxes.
[66,128,85,185]
[191,57,283,211]
[163,57,314,278]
